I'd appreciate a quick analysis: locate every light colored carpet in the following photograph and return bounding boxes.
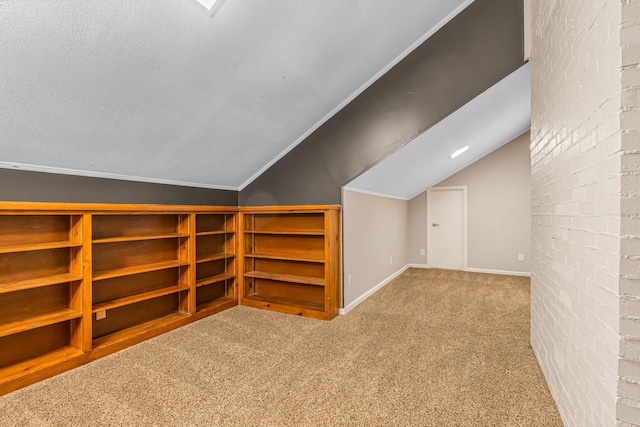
[0,268,562,426]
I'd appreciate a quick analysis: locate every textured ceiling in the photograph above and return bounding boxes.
[0,0,472,190]
[345,63,531,200]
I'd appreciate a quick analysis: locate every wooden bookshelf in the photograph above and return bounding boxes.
[0,203,238,396]
[0,202,340,395]
[239,206,341,320]
[194,213,237,315]
[0,212,86,396]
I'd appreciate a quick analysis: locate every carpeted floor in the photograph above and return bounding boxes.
[0,268,562,426]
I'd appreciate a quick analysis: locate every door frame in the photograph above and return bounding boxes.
[426,186,468,270]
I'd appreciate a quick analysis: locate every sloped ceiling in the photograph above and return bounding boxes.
[345,63,531,200]
[0,0,472,190]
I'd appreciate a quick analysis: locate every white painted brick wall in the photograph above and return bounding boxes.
[620,1,640,425]
[531,0,624,426]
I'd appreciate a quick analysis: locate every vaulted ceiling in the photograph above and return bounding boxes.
[0,0,475,190]
[346,63,531,200]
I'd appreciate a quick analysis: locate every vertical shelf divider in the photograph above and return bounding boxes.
[74,213,93,353]
[187,213,197,315]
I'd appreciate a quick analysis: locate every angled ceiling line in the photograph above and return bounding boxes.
[237,0,476,191]
[344,63,532,200]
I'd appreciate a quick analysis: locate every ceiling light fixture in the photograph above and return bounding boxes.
[449,144,470,159]
[193,0,225,17]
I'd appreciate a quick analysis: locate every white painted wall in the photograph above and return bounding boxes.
[620,3,640,424]
[342,190,408,310]
[407,132,532,274]
[530,1,630,425]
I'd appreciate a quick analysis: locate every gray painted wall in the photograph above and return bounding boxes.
[240,0,525,206]
[0,169,238,206]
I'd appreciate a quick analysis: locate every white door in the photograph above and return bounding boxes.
[427,187,467,270]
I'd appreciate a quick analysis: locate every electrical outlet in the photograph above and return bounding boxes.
[518,253,525,261]
[420,249,425,256]
[347,275,352,287]
[96,310,107,320]
[389,256,393,264]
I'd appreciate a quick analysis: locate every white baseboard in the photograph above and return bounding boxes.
[408,264,430,269]
[339,265,410,315]
[465,267,530,277]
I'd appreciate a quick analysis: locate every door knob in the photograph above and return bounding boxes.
[432,223,439,227]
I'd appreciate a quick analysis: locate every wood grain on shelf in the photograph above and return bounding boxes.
[92,214,179,241]
[196,296,236,313]
[92,234,188,244]
[243,230,324,236]
[0,346,84,387]
[0,215,70,248]
[0,309,82,338]
[92,260,189,281]
[246,214,324,234]
[244,271,324,286]
[249,234,324,260]
[92,285,189,313]
[195,214,227,234]
[241,295,329,320]
[196,253,235,264]
[92,269,179,307]
[243,252,324,263]
[196,273,235,288]
[0,249,70,285]
[0,283,69,327]
[239,205,340,213]
[0,241,82,254]
[0,273,82,295]
[195,230,235,236]
[91,312,189,352]
[244,293,324,310]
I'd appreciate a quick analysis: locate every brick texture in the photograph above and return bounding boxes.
[530,1,624,426]
[620,1,640,425]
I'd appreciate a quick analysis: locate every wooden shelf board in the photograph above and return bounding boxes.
[244,271,324,286]
[244,230,324,236]
[196,253,235,264]
[0,308,83,338]
[0,241,82,254]
[92,260,189,281]
[244,252,324,264]
[243,294,324,312]
[0,347,84,384]
[196,296,237,313]
[92,312,190,351]
[196,273,235,288]
[92,234,188,244]
[196,230,235,236]
[0,273,83,295]
[92,285,190,313]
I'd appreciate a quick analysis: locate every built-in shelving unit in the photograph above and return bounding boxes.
[194,213,237,313]
[91,213,192,351]
[0,203,238,396]
[0,202,340,396]
[239,206,341,320]
[0,213,86,394]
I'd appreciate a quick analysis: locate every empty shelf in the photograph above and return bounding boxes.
[244,271,324,286]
